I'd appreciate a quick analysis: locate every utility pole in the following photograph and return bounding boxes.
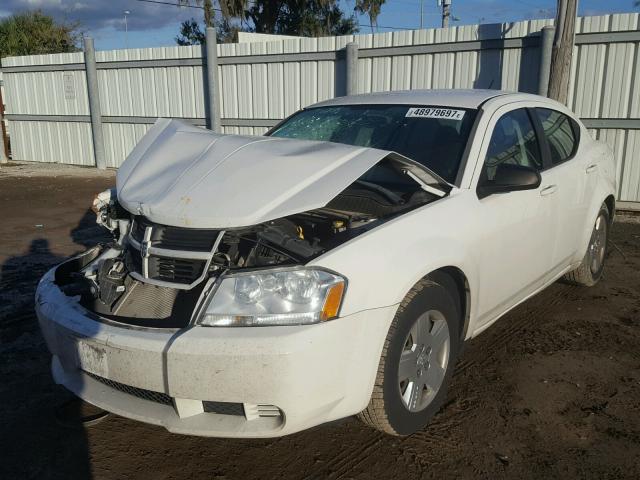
[440,0,452,28]
[548,0,578,104]
[203,0,214,28]
[420,0,424,29]
[179,0,214,28]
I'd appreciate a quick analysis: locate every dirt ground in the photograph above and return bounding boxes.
[1,162,639,480]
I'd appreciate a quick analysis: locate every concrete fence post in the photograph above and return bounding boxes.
[83,37,106,169]
[345,42,358,97]
[0,112,7,164]
[537,26,555,97]
[205,27,221,133]
[0,77,8,163]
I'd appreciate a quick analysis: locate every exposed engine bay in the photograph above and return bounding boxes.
[55,151,447,329]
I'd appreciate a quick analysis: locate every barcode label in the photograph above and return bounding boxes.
[406,107,466,120]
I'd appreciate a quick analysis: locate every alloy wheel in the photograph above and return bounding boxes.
[589,213,608,274]
[398,310,451,412]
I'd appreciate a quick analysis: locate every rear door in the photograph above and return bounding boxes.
[531,108,587,275]
[472,106,556,327]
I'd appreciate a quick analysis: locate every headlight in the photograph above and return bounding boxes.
[198,268,346,327]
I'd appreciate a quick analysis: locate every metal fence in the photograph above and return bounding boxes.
[1,13,639,208]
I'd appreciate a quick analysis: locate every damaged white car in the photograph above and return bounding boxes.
[37,89,616,437]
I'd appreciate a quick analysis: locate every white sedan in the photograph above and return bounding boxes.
[36,89,615,437]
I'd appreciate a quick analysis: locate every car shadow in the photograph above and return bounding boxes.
[0,209,110,480]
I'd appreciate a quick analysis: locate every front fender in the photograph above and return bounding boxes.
[309,195,479,322]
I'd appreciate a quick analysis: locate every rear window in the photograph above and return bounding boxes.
[535,108,579,165]
[270,104,477,183]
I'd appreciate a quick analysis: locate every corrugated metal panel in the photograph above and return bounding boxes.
[2,51,83,67]
[619,130,640,202]
[103,123,152,168]
[9,121,93,165]
[2,70,89,115]
[593,128,640,203]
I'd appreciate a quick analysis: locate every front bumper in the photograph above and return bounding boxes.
[35,259,397,437]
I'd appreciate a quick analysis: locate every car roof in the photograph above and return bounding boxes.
[310,89,527,110]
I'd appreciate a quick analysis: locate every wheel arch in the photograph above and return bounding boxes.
[425,266,471,343]
[604,194,616,222]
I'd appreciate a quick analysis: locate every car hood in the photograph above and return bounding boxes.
[117,118,447,228]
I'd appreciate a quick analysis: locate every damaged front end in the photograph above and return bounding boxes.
[54,119,450,330]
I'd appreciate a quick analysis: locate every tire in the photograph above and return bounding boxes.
[358,278,461,436]
[563,203,610,287]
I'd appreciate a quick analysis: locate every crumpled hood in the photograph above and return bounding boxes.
[117,118,443,228]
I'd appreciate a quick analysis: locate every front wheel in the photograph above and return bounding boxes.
[358,279,460,436]
[564,203,610,287]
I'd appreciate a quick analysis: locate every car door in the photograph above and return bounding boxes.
[531,107,588,276]
[472,106,557,328]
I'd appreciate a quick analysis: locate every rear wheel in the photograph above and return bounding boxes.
[358,279,460,436]
[564,203,610,287]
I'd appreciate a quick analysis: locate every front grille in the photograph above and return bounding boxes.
[131,216,219,252]
[156,227,219,252]
[85,371,173,406]
[148,256,206,284]
[131,216,149,243]
[202,401,245,416]
[128,216,221,287]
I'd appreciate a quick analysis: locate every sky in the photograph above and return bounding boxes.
[0,0,638,51]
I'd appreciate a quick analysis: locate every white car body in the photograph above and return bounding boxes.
[36,89,616,437]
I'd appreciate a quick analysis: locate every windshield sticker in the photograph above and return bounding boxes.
[405,107,466,120]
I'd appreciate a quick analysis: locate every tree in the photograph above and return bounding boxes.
[355,0,387,32]
[175,17,239,44]
[175,19,205,46]
[243,1,357,36]
[179,0,215,27]
[0,11,80,58]
[178,0,389,39]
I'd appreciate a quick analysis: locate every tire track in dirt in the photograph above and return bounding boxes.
[303,433,384,479]
[329,436,386,479]
[318,396,476,478]
[455,283,572,374]
[397,396,477,468]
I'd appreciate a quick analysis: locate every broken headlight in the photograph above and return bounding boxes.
[198,268,346,327]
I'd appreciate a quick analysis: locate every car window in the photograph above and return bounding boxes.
[483,108,542,181]
[269,105,477,183]
[535,108,578,165]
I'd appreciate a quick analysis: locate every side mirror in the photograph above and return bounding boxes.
[477,163,541,199]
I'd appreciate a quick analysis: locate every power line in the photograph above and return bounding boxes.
[358,23,413,30]
[133,0,221,11]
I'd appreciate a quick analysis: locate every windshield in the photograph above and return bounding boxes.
[270,104,477,183]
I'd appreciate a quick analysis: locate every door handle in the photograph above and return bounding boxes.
[540,185,557,196]
[586,164,598,173]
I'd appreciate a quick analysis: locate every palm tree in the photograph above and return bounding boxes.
[355,0,387,33]
[179,0,215,27]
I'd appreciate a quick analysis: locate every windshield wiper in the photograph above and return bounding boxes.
[354,180,404,205]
